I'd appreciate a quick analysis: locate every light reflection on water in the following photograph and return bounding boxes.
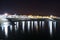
[48,21,53,36]
[0,20,56,40]
[1,22,10,37]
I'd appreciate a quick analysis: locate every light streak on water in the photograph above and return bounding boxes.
[39,21,41,28]
[48,21,53,36]
[34,21,38,30]
[10,25,12,31]
[14,22,17,31]
[22,21,25,32]
[53,22,56,30]
[14,22,19,31]
[1,25,4,31]
[27,21,30,32]
[1,22,9,37]
[16,22,19,30]
[31,21,33,31]
[42,21,44,28]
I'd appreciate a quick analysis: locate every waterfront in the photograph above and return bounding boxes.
[0,19,57,40]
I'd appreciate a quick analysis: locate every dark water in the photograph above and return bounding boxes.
[0,19,60,40]
[0,26,56,40]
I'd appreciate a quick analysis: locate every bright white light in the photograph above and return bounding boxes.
[48,21,53,36]
[42,21,44,28]
[22,21,25,32]
[50,15,53,18]
[34,21,38,30]
[48,15,53,19]
[4,13,8,16]
[27,21,30,32]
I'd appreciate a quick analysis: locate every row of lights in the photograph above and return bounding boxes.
[3,13,57,19]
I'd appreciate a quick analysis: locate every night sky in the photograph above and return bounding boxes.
[0,0,59,16]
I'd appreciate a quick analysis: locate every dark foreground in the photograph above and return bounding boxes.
[0,30,57,40]
[1,19,60,40]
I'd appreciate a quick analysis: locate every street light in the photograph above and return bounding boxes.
[4,13,8,16]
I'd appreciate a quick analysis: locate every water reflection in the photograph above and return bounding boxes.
[14,22,19,31]
[48,21,53,36]
[22,21,25,32]
[53,22,56,30]
[1,22,10,37]
[0,20,57,40]
[34,21,38,31]
[27,21,30,32]
[10,25,12,32]
[42,21,44,28]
